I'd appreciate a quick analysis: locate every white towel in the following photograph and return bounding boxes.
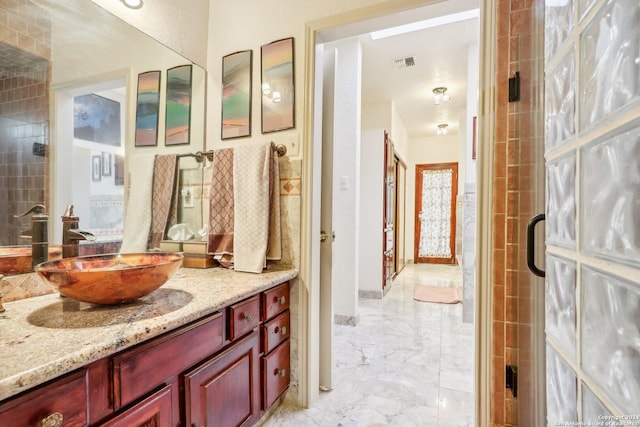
[233,141,280,273]
[120,154,155,253]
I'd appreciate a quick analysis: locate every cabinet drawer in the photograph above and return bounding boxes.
[262,282,289,321]
[102,384,173,427]
[0,369,88,427]
[262,340,290,410]
[228,295,260,341]
[261,310,290,354]
[113,312,223,409]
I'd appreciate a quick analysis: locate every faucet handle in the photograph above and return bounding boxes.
[62,204,78,221]
[15,204,46,218]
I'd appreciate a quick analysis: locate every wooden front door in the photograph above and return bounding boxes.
[414,162,458,264]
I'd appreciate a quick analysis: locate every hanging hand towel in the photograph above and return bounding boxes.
[120,154,155,253]
[207,148,235,267]
[234,141,280,273]
[266,143,281,261]
[149,154,178,250]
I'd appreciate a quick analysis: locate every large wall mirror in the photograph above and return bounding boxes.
[0,0,206,252]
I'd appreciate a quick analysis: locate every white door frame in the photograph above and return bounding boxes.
[299,2,496,426]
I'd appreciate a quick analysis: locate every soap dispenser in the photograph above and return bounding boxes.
[15,204,49,268]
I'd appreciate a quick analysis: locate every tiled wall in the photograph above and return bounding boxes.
[492,0,545,424]
[0,0,51,246]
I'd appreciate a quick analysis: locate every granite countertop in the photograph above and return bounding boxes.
[0,266,297,402]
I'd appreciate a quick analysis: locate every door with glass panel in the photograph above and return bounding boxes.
[541,0,640,423]
[414,163,457,264]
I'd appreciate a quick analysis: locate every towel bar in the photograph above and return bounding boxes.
[178,143,287,163]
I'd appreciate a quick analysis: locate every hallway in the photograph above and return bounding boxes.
[265,263,474,427]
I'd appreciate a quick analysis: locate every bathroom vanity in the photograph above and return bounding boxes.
[0,266,296,426]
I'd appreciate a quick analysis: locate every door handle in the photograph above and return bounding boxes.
[526,213,545,278]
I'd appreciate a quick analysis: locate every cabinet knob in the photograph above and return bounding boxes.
[240,312,255,322]
[274,368,287,378]
[41,412,63,427]
[273,326,287,336]
[274,295,286,305]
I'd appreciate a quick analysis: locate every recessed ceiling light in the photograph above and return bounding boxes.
[370,9,480,40]
[121,0,143,9]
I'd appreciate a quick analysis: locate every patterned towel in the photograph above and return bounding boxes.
[207,142,281,272]
[120,154,155,253]
[149,154,178,250]
[207,148,235,267]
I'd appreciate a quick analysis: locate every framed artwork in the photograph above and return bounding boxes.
[472,116,478,160]
[91,155,102,182]
[134,70,161,147]
[114,155,124,186]
[102,152,112,176]
[165,65,192,146]
[73,94,121,146]
[261,37,295,133]
[222,50,252,140]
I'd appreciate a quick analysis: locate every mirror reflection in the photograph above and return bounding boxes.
[0,0,207,258]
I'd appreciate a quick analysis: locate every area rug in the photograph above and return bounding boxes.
[413,285,462,304]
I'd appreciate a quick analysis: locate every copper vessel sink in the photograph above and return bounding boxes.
[35,252,183,304]
[0,246,62,275]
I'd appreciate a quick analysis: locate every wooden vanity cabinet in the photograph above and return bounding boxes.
[0,281,291,427]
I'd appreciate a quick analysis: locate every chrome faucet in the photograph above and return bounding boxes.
[61,204,96,258]
[15,204,49,267]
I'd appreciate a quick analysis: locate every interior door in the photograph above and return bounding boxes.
[318,44,335,391]
[535,0,640,423]
[383,132,396,289]
[414,162,458,264]
[395,156,406,275]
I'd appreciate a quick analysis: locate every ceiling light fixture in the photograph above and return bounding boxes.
[437,123,449,135]
[121,0,143,9]
[433,87,450,105]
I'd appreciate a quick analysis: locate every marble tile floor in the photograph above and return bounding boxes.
[264,263,475,427]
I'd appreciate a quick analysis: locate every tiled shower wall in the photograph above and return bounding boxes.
[492,0,545,424]
[0,0,51,246]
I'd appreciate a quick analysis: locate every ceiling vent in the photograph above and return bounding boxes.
[392,56,416,69]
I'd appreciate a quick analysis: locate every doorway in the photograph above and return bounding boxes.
[306,0,480,416]
[414,162,458,264]
[52,76,126,245]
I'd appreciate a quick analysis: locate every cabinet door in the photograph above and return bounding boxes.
[101,384,173,427]
[185,331,260,427]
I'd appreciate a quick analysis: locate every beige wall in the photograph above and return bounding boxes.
[405,134,461,262]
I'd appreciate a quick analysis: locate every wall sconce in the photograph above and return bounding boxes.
[437,123,449,135]
[433,87,450,105]
[272,91,282,103]
[262,83,271,96]
[121,0,143,9]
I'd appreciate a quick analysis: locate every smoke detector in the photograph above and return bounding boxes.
[392,56,416,69]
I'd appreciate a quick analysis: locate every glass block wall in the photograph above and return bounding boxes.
[544,0,640,423]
